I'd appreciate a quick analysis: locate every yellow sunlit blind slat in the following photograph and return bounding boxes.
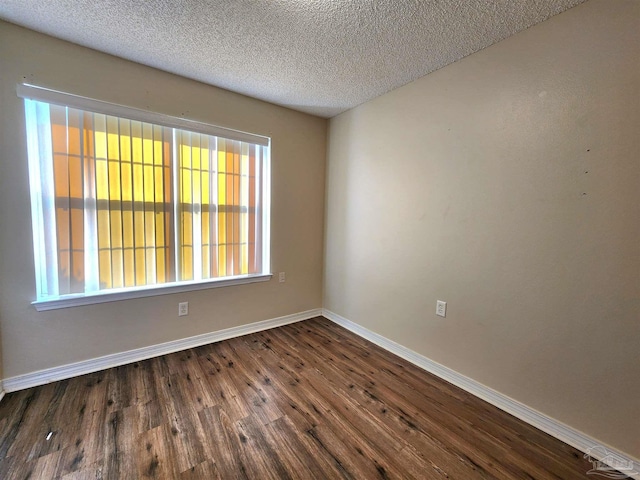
[23,96,268,302]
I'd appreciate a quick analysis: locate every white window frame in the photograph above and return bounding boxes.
[19,84,272,311]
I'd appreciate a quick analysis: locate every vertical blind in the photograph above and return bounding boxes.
[23,94,269,302]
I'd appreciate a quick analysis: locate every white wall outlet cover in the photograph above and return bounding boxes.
[436,300,447,317]
[178,302,189,316]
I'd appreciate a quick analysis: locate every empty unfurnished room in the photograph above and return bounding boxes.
[0,0,638,478]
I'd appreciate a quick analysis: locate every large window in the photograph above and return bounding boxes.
[20,85,270,310]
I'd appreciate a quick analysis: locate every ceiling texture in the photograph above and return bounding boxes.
[0,0,586,118]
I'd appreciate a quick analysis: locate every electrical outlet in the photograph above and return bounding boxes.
[178,302,189,316]
[279,272,286,283]
[436,300,447,317]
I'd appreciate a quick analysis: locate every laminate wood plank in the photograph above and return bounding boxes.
[151,380,210,474]
[3,381,69,462]
[197,408,290,480]
[0,455,37,480]
[234,416,292,480]
[196,354,252,424]
[210,341,284,425]
[197,405,250,480]
[0,316,610,480]
[306,422,398,480]
[226,336,324,430]
[146,354,172,379]
[61,464,106,480]
[133,399,167,435]
[0,390,39,462]
[179,459,222,480]
[101,405,139,479]
[169,371,218,412]
[262,415,342,479]
[29,448,67,479]
[135,422,183,479]
[63,374,113,476]
[118,361,158,407]
[164,349,199,377]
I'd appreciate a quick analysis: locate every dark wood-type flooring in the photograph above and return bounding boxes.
[0,316,602,479]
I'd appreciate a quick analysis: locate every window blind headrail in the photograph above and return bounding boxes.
[16,83,270,146]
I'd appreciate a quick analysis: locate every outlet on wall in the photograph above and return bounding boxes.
[436,300,447,317]
[279,272,286,283]
[178,302,189,316]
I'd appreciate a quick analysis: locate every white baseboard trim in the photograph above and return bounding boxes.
[0,382,5,403]
[3,308,322,393]
[323,309,640,478]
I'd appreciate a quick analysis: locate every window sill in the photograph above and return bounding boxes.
[32,274,273,311]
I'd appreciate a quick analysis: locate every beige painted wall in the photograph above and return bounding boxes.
[0,21,326,378]
[325,0,639,458]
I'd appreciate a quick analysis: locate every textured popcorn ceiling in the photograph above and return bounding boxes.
[0,0,586,118]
